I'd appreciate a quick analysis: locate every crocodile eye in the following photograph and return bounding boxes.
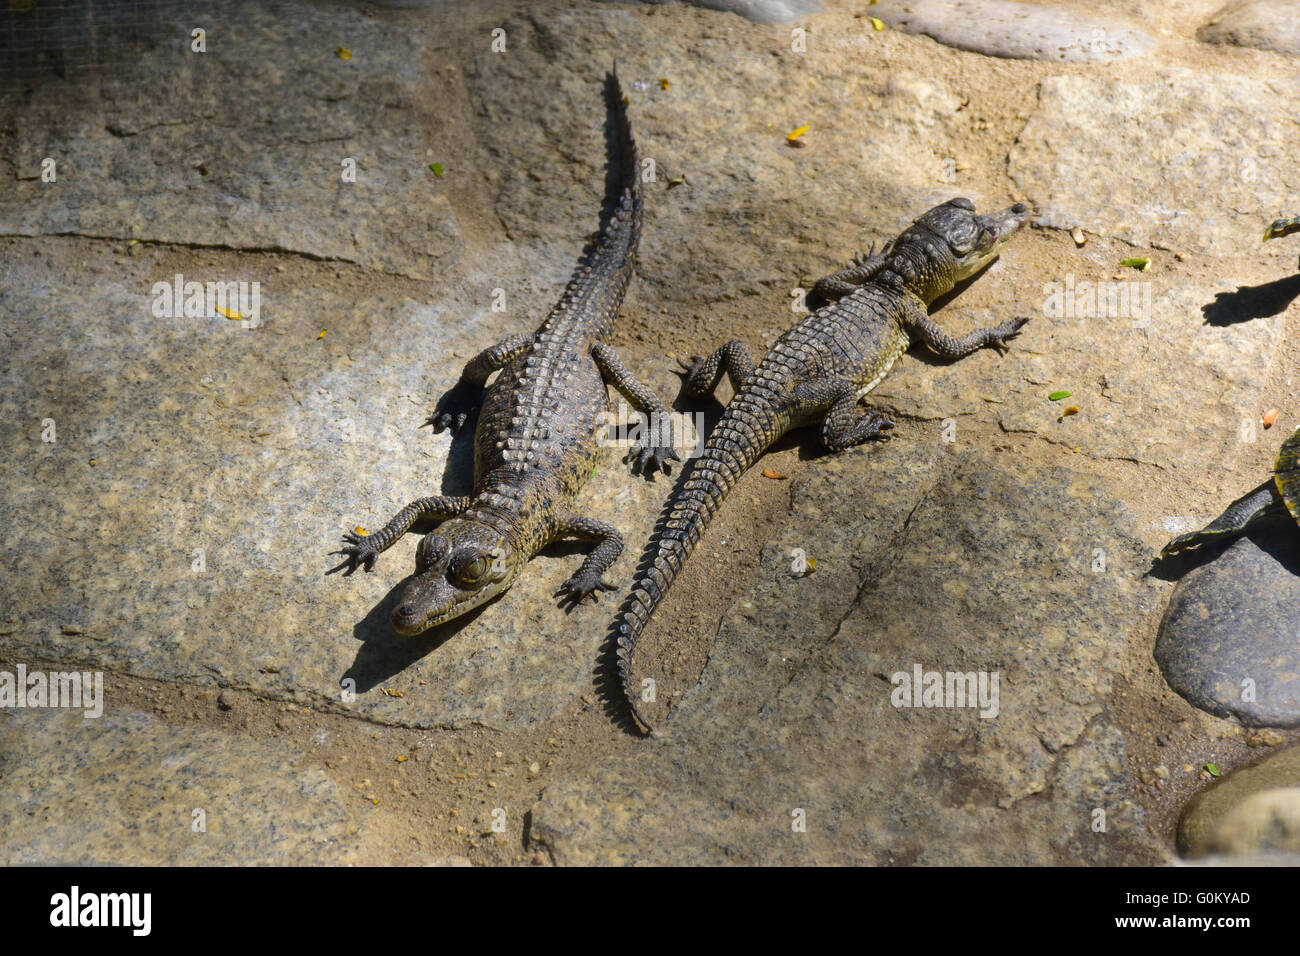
[451,551,491,588]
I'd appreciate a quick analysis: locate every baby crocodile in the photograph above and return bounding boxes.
[329,70,678,634]
[614,197,1031,732]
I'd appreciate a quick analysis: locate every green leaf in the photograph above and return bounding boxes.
[1048,390,1071,401]
[1205,763,1222,777]
[1118,257,1150,271]
[429,163,444,178]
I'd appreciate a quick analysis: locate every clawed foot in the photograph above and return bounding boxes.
[855,411,896,444]
[624,415,680,477]
[327,530,381,576]
[423,382,479,434]
[851,241,877,267]
[555,572,618,611]
[987,316,1031,354]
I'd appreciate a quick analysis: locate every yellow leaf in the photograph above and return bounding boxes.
[317,329,327,339]
[870,17,885,30]
[215,306,242,320]
[659,78,670,90]
[785,125,809,142]
[336,47,352,61]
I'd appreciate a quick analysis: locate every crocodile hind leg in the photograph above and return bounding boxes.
[592,343,681,477]
[425,332,534,433]
[1159,480,1286,559]
[551,513,624,610]
[328,495,471,576]
[796,378,896,451]
[680,340,756,399]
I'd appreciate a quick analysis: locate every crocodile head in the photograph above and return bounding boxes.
[390,520,517,635]
[894,197,1029,302]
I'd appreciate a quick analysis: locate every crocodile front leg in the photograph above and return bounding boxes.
[807,243,890,310]
[591,342,680,477]
[425,332,534,433]
[681,340,756,398]
[552,513,623,610]
[902,298,1030,359]
[795,378,896,451]
[328,495,471,576]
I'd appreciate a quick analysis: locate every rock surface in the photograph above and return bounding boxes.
[0,0,459,279]
[1179,745,1300,857]
[872,0,1153,62]
[0,709,363,864]
[1011,69,1300,258]
[1156,522,1300,728]
[531,449,1170,864]
[1198,1,1300,56]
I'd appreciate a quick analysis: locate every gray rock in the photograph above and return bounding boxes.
[1199,1,1300,56]
[1010,69,1300,258]
[531,450,1169,865]
[872,0,1153,61]
[1156,522,1300,727]
[0,0,459,279]
[0,709,363,864]
[609,0,823,24]
[1179,745,1300,857]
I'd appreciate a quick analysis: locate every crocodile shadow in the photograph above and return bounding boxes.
[1201,273,1300,327]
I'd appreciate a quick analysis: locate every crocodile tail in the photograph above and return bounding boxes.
[596,66,642,266]
[615,392,781,732]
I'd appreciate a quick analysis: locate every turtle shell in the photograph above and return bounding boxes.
[1274,426,1300,524]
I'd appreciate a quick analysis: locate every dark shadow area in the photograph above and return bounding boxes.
[0,0,196,94]
[341,570,498,693]
[1201,273,1300,327]
[435,411,479,497]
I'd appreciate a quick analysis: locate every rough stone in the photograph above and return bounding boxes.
[1179,745,1300,857]
[1198,1,1300,56]
[0,0,459,279]
[0,709,362,864]
[872,0,1154,62]
[1010,69,1300,258]
[1156,521,1300,728]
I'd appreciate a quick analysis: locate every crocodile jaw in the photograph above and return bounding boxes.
[391,569,513,635]
[952,202,1030,280]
